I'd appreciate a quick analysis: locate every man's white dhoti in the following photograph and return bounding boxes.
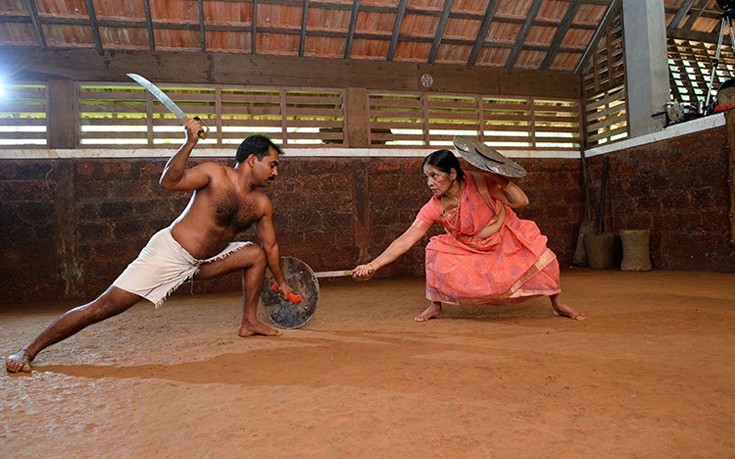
[113,227,251,307]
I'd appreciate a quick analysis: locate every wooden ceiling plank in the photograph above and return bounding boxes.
[83,0,104,53]
[505,0,544,69]
[387,0,409,61]
[468,0,499,67]
[428,0,454,64]
[344,0,361,59]
[541,0,583,70]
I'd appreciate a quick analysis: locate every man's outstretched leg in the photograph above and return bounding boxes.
[195,244,280,337]
[5,287,142,373]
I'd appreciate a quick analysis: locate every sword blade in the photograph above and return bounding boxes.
[127,73,187,122]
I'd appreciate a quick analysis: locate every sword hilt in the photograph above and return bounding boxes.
[188,116,210,140]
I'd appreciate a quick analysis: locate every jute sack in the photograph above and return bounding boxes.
[620,229,652,271]
[584,233,615,269]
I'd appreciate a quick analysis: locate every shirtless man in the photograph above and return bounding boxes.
[6,119,295,373]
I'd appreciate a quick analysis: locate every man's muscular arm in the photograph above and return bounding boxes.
[255,196,294,298]
[160,119,211,191]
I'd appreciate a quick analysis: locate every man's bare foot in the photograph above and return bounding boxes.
[551,301,585,320]
[5,350,33,373]
[238,320,282,337]
[414,303,443,322]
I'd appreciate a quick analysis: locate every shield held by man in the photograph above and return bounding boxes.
[260,256,320,329]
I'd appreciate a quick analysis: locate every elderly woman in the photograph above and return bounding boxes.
[353,149,584,322]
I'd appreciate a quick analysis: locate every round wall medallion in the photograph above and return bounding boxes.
[420,73,434,88]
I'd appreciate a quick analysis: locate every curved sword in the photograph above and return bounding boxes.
[127,73,209,139]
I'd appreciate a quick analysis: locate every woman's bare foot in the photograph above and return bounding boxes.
[5,350,33,373]
[414,302,443,322]
[551,297,585,320]
[238,319,282,337]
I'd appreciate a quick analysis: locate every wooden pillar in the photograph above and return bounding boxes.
[727,110,735,243]
[345,87,369,147]
[46,79,80,148]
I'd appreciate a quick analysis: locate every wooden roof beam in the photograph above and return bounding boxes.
[541,0,582,70]
[667,0,696,32]
[344,0,360,59]
[198,0,206,52]
[468,0,498,67]
[575,0,620,74]
[428,0,453,64]
[505,0,543,69]
[299,0,309,57]
[26,0,47,48]
[387,0,408,61]
[84,0,103,54]
[143,0,156,51]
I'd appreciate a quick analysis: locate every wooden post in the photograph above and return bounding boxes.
[46,79,80,148]
[728,110,735,243]
[345,87,369,147]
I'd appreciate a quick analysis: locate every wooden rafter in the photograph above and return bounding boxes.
[468,0,498,67]
[668,0,696,32]
[143,0,155,51]
[681,0,710,31]
[26,0,46,48]
[576,0,621,74]
[198,0,206,52]
[505,0,543,68]
[387,0,409,61]
[541,0,582,70]
[344,0,360,59]
[428,0,454,64]
[251,0,258,54]
[84,0,103,53]
[299,0,309,57]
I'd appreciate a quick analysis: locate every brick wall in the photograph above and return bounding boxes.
[0,154,583,304]
[584,123,735,272]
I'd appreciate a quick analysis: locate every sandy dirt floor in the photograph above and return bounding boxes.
[2,269,734,458]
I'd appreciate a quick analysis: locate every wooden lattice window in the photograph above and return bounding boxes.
[582,6,628,148]
[369,91,581,151]
[79,84,345,148]
[0,83,47,148]
[668,38,735,105]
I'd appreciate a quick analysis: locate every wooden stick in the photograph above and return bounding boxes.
[314,270,354,278]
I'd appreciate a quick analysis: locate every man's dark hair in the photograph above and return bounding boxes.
[235,135,284,164]
[422,149,465,181]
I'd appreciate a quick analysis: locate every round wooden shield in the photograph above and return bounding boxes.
[260,256,319,329]
[453,135,527,178]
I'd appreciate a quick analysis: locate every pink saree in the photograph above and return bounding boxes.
[411,172,561,305]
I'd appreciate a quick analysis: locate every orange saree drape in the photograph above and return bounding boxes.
[412,172,561,305]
